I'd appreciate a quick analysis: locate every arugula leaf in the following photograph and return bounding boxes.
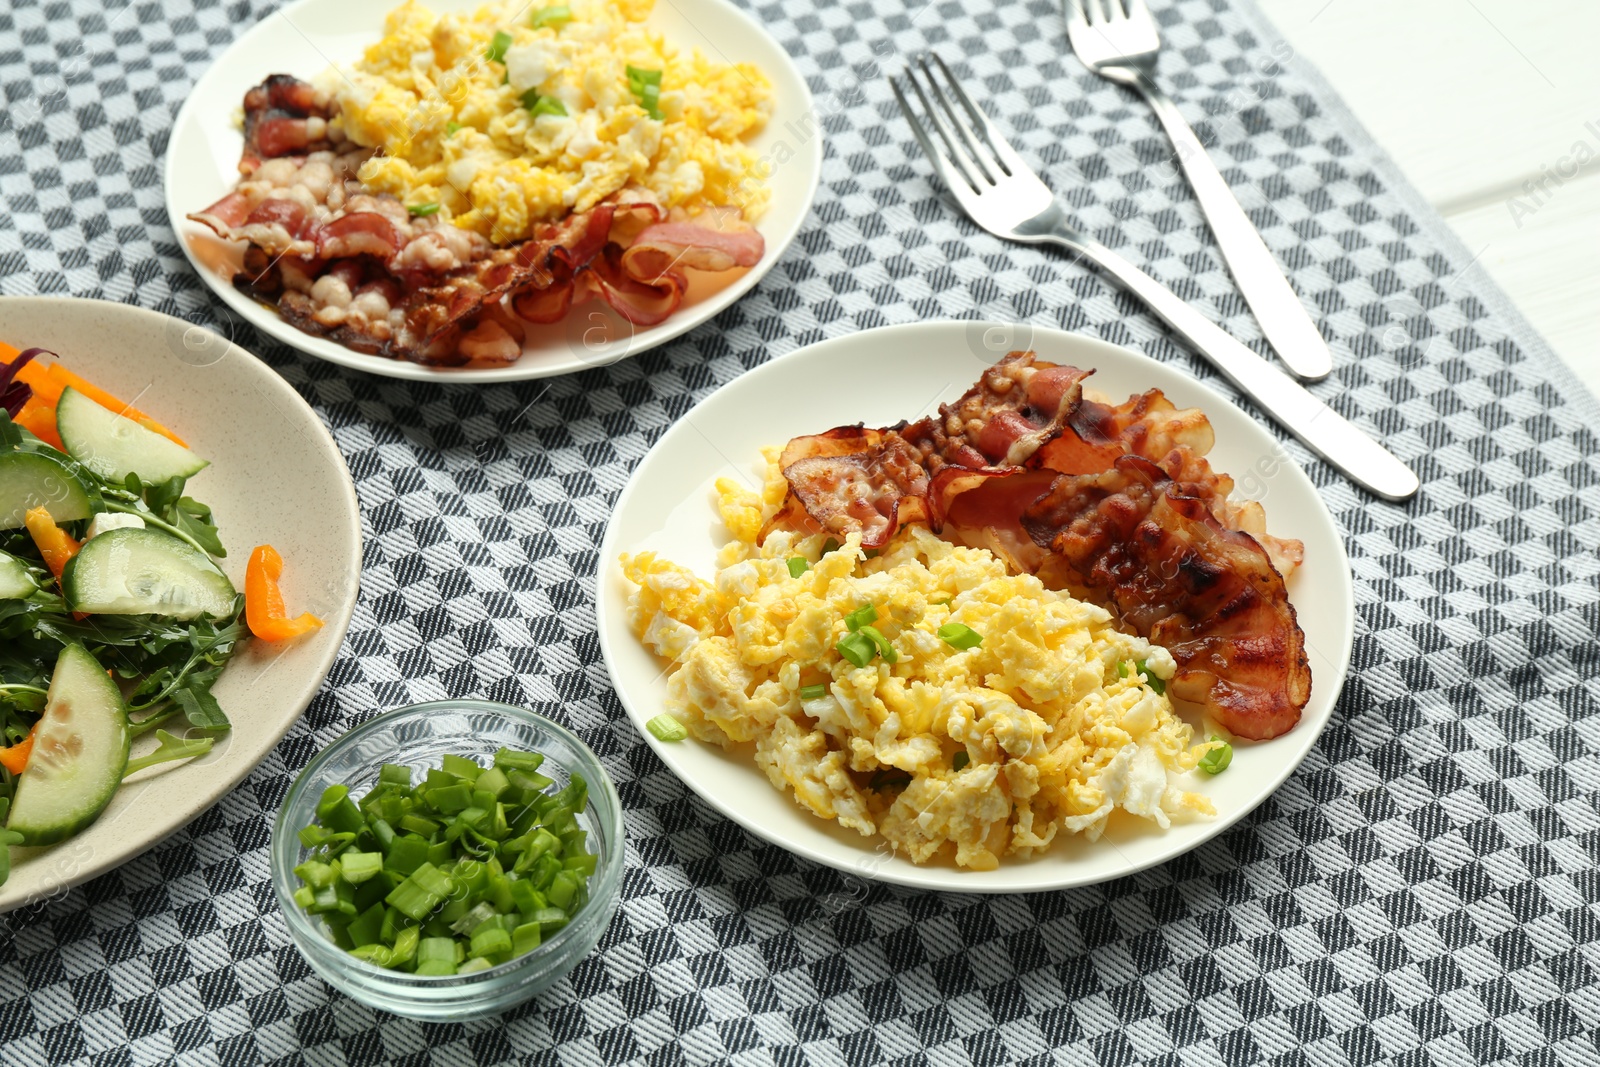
[0,412,21,450]
[124,729,216,778]
[173,499,225,558]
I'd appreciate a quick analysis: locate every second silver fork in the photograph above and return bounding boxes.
[1064,0,1332,382]
[890,55,1418,502]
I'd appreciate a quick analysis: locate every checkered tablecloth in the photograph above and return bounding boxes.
[5,0,1600,1062]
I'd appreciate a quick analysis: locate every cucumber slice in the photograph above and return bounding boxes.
[56,387,207,487]
[62,527,237,620]
[0,550,36,599]
[7,644,131,847]
[0,451,96,529]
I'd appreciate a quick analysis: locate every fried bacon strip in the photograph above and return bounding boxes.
[1021,457,1310,739]
[240,75,341,174]
[189,74,768,365]
[770,355,1090,547]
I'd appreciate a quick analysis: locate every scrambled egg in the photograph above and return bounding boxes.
[620,451,1219,870]
[331,0,772,242]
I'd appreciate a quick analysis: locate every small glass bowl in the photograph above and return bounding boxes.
[270,700,624,1021]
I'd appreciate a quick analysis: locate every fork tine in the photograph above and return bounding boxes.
[1063,0,1090,33]
[928,53,1027,178]
[915,56,997,185]
[890,76,957,189]
[1122,0,1151,22]
[1084,0,1110,24]
[902,64,989,193]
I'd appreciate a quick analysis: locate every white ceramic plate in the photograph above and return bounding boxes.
[597,321,1355,894]
[0,297,361,912]
[164,0,821,382]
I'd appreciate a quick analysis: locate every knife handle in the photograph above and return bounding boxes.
[1133,73,1334,383]
[1051,229,1419,501]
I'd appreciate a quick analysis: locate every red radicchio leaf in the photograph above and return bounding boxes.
[0,347,48,418]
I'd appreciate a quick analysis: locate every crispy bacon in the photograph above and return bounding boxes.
[768,354,1091,546]
[316,212,405,259]
[622,206,765,280]
[774,428,933,548]
[240,75,339,175]
[1022,456,1309,740]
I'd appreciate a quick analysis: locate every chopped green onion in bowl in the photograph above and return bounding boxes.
[798,683,827,701]
[271,700,622,1021]
[407,202,440,217]
[787,557,809,578]
[288,746,596,977]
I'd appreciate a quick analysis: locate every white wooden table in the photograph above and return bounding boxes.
[1257,0,1600,392]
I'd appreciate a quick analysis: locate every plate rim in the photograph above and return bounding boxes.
[596,319,1356,894]
[161,0,822,383]
[0,295,363,912]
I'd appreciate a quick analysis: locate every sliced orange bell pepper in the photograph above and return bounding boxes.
[12,396,62,450]
[245,545,324,642]
[24,506,80,582]
[0,725,36,776]
[0,342,187,448]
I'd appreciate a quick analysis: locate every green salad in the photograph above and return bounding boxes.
[0,347,246,885]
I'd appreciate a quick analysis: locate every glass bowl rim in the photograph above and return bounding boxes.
[269,698,625,984]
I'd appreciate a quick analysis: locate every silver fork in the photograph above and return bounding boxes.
[890,55,1418,502]
[1064,0,1332,382]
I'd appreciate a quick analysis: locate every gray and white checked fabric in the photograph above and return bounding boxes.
[4,0,1600,1063]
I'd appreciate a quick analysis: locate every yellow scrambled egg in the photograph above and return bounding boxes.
[620,450,1218,870]
[331,0,772,242]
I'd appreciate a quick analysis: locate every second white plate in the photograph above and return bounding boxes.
[164,0,821,382]
[597,321,1355,894]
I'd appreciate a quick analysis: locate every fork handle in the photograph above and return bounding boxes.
[1046,228,1418,501]
[1130,74,1333,383]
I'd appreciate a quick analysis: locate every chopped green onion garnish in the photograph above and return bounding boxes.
[445,121,462,136]
[626,65,663,118]
[408,202,440,217]
[1199,737,1233,775]
[520,88,541,110]
[930,596,952,606]
[858,625,898,664]
[485,30,513,63]
[787,557,810,578]
[937,623,982,650]
[821,537,840,554]
[798,683,827,701]
[531,95,567,117]
[836,632,876,669]
[1136,659,1165,696]
[1118,660,1130,678]
[863,548,880,559]
[531,4,572,28]
[290,748,597,973]
[844,603,877,631]
[952,751,970,772]
[645,714,687,742]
